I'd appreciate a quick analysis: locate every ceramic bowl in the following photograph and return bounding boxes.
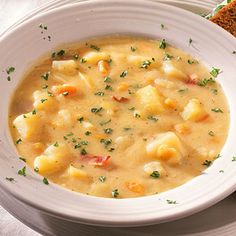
[0,0,236,228]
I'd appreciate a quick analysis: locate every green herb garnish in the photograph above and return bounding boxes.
[111,189,119,198]
[210,67,221,78]
[140,60,151,69]
[150,171,160,178]
[99,176,106,183]
[43,177,49,185]
[203,160,212,167]
[104,128,113,134]
[18,166,26,177]
[211,108,223,113]
[120,70,128,78]
[91,107,103,114]
[159,39,167,49]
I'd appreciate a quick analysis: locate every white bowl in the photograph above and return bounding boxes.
[0,0,236,228]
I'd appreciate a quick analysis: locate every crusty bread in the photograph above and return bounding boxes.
[210,0,236,37]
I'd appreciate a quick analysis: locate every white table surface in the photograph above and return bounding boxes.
[1,0,236,235]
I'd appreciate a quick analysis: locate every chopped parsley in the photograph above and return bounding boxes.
[197,78,215,87]
[159,39,167,49]
[232,156,236,161]
[148,116,158,122]
[210,67,221,78]
[104,76,112,83]
[134,113,141,118]
[34,167,39,172]
[189,38,193,45]
[211,108,223,113]
[178,88,188,93]
[187,59,195,64]
[43,177,49,185]
[39,24,47,30]
[90,44,100,51]
[19,157,26,162]
[18,166,26,177]
[208,131,215,136]
[53,142,59,147]
[5,177,14,182]
[77,117,84,123]
[32,109,37,115]
[99,176,106,183]
[42,84,48,89]
[91,107,103,114]
[16,138,22,144]
[202,160,212,167]
[105,85,112,90]
[41,72,50,81]
[163,53,173,61]
[123,127,131,131]
[211,89,218,95]
[40,98,47,103]
[6,67,15,74]
[80,58,87,63]
[140,60,151,69]
[150,171,160,178]
[128,107,135,111]
[80,148,87,155]
[167,199,177,204]
[99,119,111,126]
[51,49,65,58]
[100,138,112,148]
[94,91,105,96]
[104,128,113,134]
[120,70,128,78]
[85,131,91,136]
[111,189,119,198]
[131,46,137,52]
[160,23,165,29]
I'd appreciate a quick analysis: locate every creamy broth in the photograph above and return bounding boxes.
[9,36,229,198]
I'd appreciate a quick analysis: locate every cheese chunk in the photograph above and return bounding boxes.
[146,132,185,165]
[52,60,78,75]
[34,143,72,175]
[13,113,42,140]
[163,61,187,80]
[181,99,207,122]
[136,85,164,116]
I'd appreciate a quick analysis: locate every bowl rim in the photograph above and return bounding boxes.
[1,0,236,227]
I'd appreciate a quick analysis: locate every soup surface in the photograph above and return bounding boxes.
[9,36,229,198]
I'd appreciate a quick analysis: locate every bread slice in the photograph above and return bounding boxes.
[210,0,236,37]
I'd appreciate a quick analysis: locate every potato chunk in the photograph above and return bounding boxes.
[83,52,109,64]
[68,165,88,179]
[136,85,164,116]
[52,60,78,75]
[163,61,187,80]
[13,113,42,140]
[181,99,207,122]
[33,90,57,111]
[143,161,166,176]
[146,132,185,165]
[34,143,72,175]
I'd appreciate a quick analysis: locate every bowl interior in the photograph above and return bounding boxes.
[0,0,236,226]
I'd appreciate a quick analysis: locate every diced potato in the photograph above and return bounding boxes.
[127,55,150,67]
[154,78,175,89]
[164,98,177,109]
[34,143,72,175]
[83,52,109,64]
[125,182,145,194]
[13,113,42,140]
[89,183,111,197]
[52,60,78,75]
[115,136,133,150]
[79,72,95,90]
[174,123,190,134]
[163,61,187,80]
[52,109,73,127]
[146,132,185,165]
[196,147,216,161]
[117,82,129,92]
[136,85,164,116]
[143,161,167,176]
[98,60,109,75]
[33,90,57,111]
[181,99,207,122]
[68,165,88,179]
[101,101,117,116]
[82,121,96,131]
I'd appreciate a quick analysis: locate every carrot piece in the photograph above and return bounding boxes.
[125,182,145,194]
[111,96,129,103]
[81,154,110,167]
[51,85,77,96]
[98,60,109,76]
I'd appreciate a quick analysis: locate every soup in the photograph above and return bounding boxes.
[9,36,229,198]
